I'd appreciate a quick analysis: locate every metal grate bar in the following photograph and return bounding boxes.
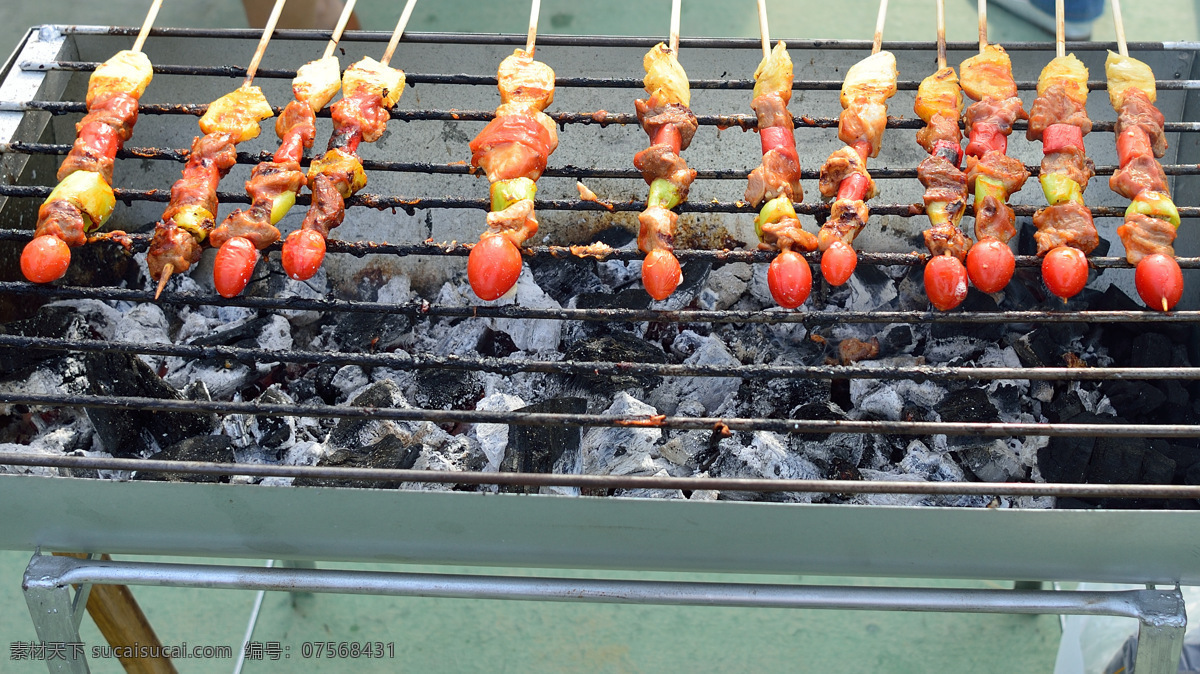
[3,333,1195,382]
[5,391,1200,439]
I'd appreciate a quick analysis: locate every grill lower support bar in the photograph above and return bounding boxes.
[20,553,1187,674]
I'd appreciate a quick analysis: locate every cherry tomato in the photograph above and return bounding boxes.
[924,254,969,311]
[1134,253,1184,312]
[281,229,327,281]
[820,240,857,287]
[642,248,682,301]
[965,238,1016,294]
[213,236,260,298]
[468,234,523,301]
[20,235,71,284]
[767,250,813,309]
[1041,246,1090,300]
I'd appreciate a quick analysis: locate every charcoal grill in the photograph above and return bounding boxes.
[2,25,1200,672]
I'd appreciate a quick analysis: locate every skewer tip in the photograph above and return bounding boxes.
[154,263,173,300]
[1163,297,1170,312]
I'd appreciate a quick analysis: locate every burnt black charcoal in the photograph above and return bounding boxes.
[1008,329,1057,368]
[501,397,587,494]
[0,306,95,372]
[1102,380,1166,418]
[254,387,293,449]
[84,351,216,457]
[592,225,635,249]
[575,289,653,311]
[878,323,916,356]
[1094,284,1142,312]
[1163,443,1200,478]
[794,400,849,442]
[187,316,274,347]
[327,381,403,448]
[562,332,666,392]
[476,327,519,358]
[1187,462,1200,487]
[293,435,420,489]
[995,271,1042,311]
[414,369,482,410]
[63,237,133,288]
[1158,381,1193,424]
[937,388,997,423]
[135,435,235,483]
[932,292,1001,340]
[529,258,604,305]
[739,377,831,419]
[332,311,410,353]
[1043,388,1086,423]
[287,376,319,403]
[1039,434,1094,483]
[677,260,713,298]
[1130,333,1174,368]
[1090,236,1111,258]
[1140,447,1176,485]
[1017,219,1038,256]
[311,363,342,403]
[1086,435,1147,485]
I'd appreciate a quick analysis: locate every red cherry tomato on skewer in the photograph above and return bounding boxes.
[642,248,682,301]
[924,254,969,311]
[767,249,813,309]
[1134,253,1184,312]
[468,234,523,301]
[213,236,260,298]
[965,238,1016,294]
[1041,246,1089,300]
[821,241,857,287]
[281,229,327,281]
[20,235,71,284]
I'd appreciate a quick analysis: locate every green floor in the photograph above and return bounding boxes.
[3,0,1198,672]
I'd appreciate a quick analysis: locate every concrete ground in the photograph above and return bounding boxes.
[1,0,1197,672]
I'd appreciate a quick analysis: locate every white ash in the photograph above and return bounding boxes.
[697,263,751,311]
[481,268,562,352]
[329,365,370,401]
[648,334,741,416]
[469,392,526,472]
[45,299,123,339]
[580,393,671,477]
[711,431,822,503]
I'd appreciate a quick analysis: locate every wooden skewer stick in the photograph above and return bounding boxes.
[381,0,421,66]
[757,0,771,59]
[872,0,889,55]
[669,0,682,53]
[525,0,542,56]
[936,0,946,69]
[242,0,287,87]
[322,0,360,59]
[131,0,164,53]
[1112,0,1129,57]
[1055,0,1065,58]
[155,263,173,299]
[978,0,987,51]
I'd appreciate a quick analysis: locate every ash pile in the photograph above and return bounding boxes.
[3,230,1199,510]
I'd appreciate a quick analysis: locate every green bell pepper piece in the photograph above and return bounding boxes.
[647,178,682,210]
[1039,173,1083,206]
[754,196,797,239]
[1126,191,1180,229]
[974,175,1007,208]
[490,177,537,212]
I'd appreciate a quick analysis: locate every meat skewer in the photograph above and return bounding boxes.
[147,0,286,297]
[208,0,359,298]
[1107,0,1182,311]
[959,0,1029,295]
[1029,0,1099,300]
[915,0,970,311]
[749,0,814,309]
[464,0,559,301]
[815,0,897,287]
[20,0,163,284]
[280,0,419,282]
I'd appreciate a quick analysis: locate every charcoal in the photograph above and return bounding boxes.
[1187,462,1200,488]
[135,435,235,483]
[327,380,405,447]
[0,306,95,372]
[1129,333,1174,368]
[563,332,667,392]
[793,400,849,442]
[243,256,327,326]
[579,393,668,478]
[932,292,1001,340]
[62,235,132,288]
[958,440,1027,482]
[592,224,635,248]
[1086,435,1147,484]
[1101,380,1166,418]
[994,271,1041,311]
[293,435,420,489]
[698,262,752,311]
[251,386,294,450]
[1140,447,1176,485]
[899,440,964,482]
[500,397,587,494]
[471,393,526,471]
[1093,284,1141,312]
[877,323,916,356]
[310,363,342,403]
[1162,443,1200,479]
[529,258,604,305]
[332,311,410,353]
[1043,388,1087,423]
[413,369,482,410]
[1038,412,1111,483]
[937,387,997,423]
[575,289,652,311]
[1016,219,1038,256]
[476,327,519,358]
[738,377,831,419]
[186,315,275,347]
[710,431,822,503]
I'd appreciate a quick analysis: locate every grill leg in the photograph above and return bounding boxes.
[22,553,89,674]
[1132,586,1187,674]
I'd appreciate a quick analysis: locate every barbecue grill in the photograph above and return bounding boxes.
[3,25,1200,672]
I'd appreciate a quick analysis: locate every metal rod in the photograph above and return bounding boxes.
[525,0,540,56]
[9,333,1200,382]
[669,0,681,53]
[1112,0,1129,57]
[243,0,287,87]
[1055,0,1065,58]
[756,0,771,59]
[872,0,889,54]
[6,452,1200,499]
[131,0,164,53]
[380,0,420,67]
[322,0,359,59]
[7,392,1200,441]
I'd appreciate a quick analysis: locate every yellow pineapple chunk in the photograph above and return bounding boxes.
[199,85,274,143]
[643,42,690,108]
[960,44,1016,100]
[342,57,406,109]
[86,50,153,106]
[1105,51,1156,109]
[753,41,793,103]
[914,67,962,122]
[308,148,367,197]
[1038,54,1089,106]
[293,55,342,112]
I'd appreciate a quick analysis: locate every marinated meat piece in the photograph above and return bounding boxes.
[166,163,221,219]
[486,197,539,245]
[274,100,317,162]
[1115,89,1167,158]
[818,198,869,249]
[819,146,876,200]
[470,114,554,182]
[1033,202,1099,255]
[963,96,1027,136]
[915,113,962,154]
[1117,213,1177,264]
[1026,83,1092,142]
[34,200,87,247]
[1109,154,1169,200]
[331,91,390,144]
[638,205,677,252]
[751,94,793,131]
[190,133,239,172]
[299,174,346,239]
[924,224,972,260]
[1041,148,1096,193]
[635,100,699,150]
[81,91,140,141]
[837,101,888,158]
[759,215,818,252]
[974,194,1017,243]
[57,151,114,185]
[210,163,305,249]
[634,143,697,196]
[918,155,968,204]
[965,150,1029,196]
[147,222,202,278]
[746,148,802,206]
[245,162,306,205]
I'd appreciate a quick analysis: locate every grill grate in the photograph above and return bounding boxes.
[2,28,1200,500]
